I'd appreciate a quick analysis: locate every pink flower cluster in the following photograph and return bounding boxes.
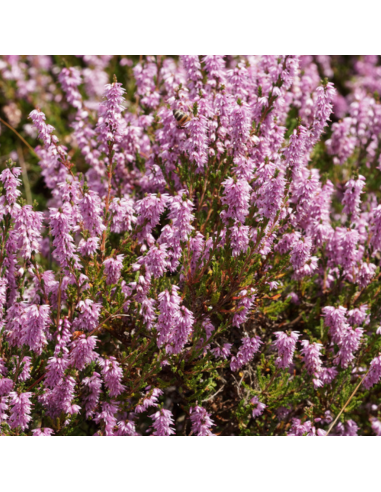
[1,55,381,436]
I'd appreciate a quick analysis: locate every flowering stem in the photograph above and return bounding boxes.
[101,143,114,257]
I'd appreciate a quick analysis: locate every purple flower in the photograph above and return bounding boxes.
[268,281,280,291]
[342,175,366,218]
[71,111,101,177]
[275,232,299,255]
[251,397,266,418]
[310,82,336,146]
[322,306,348,345]
[4,302,26,348]
[139,297,156,330]
[273,331,300,369]
[157,225,182,273]
[44,319,72,389]
[233,155,255,181]
[149,408,175,436]
[12,356,32,383]
[0,396,9,425]
[232,289,256,328]
[231,101,251,156]
[82,372,102,418]
[168,191,195,242]
[281,55,300,90]
[79,190,105,238]
[73,299,101,332]
[12,205,43,260]
[34,146,69,195]
[133,62,160,109]
[78,237,99,256]
[21,304,51,355]
[290,235,313,270]
[363,356,381,390]
[99,357,125,397]
[320,367,338,386]
[230,223,250,257]
[94,401,119,436]
[40,375,80,418]
[326,118,356,165]
[258,173,286,221]
[103,255,124,285]
[8,392,32,431]
[203,55,226,87]
[288,418,316,436]
[371,205,381,252]
[371,418,381,436]
[228,62,249,99]
[0,278,7,330]
[110,197,136,233]
[190,406,215,436]
[156,286,195,354]
[357,262,377,289]
[135,193,169,248]
[230,337,262,372]
[184,115,209,171]
[29,109,55,149]
[117,420,139,436]
[348,305,368,326]
[129,272,151,303]
[0,358,7,377]
[32,428,55,436]
[45,353,69,389]
[0,167,22,215]
[181,55,202,93]
[0,378,14,397]
[50,203,81,269]
[135,388,164,414]
[339,228,360,271]
[70,335,98,371]
[189,232,208,274]
[171,306,194,355]
[212,344,232,360]
[96,82,126,151]
[221,177,251,223]
[335,326,363,369]
[156,286,181,349]
[137,244,169,279]
[300,340,323,388]
[58,67,82,110]
[333,420,358,436]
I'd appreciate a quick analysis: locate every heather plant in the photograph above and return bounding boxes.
[1,55,381,436]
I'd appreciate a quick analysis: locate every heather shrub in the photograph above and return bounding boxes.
[1,55,381,436]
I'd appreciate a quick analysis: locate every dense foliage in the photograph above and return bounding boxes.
[1,55,381,436]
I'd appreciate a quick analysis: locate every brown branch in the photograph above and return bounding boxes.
[0,117,39,159]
